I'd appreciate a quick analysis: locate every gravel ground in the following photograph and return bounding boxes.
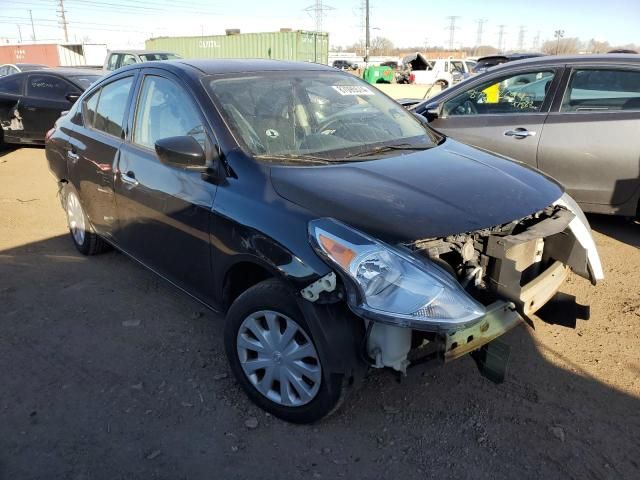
[1,146,639,480]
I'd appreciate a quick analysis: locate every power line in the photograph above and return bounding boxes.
[445,15,460,51]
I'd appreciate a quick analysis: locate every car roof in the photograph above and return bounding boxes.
[477,53,545,62]
[487,53,640,71]
[4,68,102,81]
[124,59,337,75]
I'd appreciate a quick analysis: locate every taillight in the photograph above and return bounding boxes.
[409,73,415,84]
[45,126,56,143]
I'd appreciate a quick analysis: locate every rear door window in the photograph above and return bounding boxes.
[561,68,640,112]
[92,77,134,137]
[26,74,75,100]
[0,75,24,95]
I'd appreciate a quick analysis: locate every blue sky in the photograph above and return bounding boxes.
[0,0,638,49]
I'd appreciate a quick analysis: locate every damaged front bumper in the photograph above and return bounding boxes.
[442,300,523,361]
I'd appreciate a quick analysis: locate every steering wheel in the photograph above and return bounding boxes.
[454,100,478,115]
[316,117,392,142]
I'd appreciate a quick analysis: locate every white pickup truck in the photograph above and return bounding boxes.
[402,53,476,88]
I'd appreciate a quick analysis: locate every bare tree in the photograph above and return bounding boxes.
[541,37,581,55]
[475,45,500,56]
[369,36,395,56]
[587,39,611,53]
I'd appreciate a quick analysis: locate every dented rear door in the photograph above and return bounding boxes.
[0,74,26,143]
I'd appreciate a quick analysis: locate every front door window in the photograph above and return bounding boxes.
[443,70,556,116]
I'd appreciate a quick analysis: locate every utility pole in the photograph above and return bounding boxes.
[497,25,506,53]
[17,24,23,43]
[517,26,526,51]
[475,18,487,47]
[29,10,36,41]
[57,0,69,42]
[445,16,460,51]
[364,0,370,64]
[554,29,564,54]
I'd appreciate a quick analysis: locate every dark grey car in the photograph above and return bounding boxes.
[412,54,640,217]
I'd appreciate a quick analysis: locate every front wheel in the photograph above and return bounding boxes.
[63,184,110,256]
[224,279,345,423]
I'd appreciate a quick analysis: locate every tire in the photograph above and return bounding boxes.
[436,79,449,89]
[63,184,110,256]
[224,278,346,424]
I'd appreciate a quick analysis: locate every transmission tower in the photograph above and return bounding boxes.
[57,0,69,42]
[475,18,487,47]
[532,30,541,51]
[445,16,460,51]
[497,24,506,53]
[304,1,334,33]
[517,26,526,51]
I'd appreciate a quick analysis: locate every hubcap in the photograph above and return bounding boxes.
[66,191,85,245]
[237,310,322,407]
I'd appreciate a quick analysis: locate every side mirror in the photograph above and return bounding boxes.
[66,93,81,103]
[424,104,440,121]
[412,112,430,126]
[155,136,206,168]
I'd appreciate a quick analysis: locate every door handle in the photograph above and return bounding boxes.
[121,171,139,187]
[504,128,536,138]
[67,151,80,162]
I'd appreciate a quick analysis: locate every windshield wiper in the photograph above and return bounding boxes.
[345,143,434,159]
[255,153,333,165]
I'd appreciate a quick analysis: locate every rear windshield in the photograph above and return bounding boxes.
[68,74,101,89]
[204,70,437,161]
[476,58,507,70]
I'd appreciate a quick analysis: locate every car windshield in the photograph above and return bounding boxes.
[68,74,101,89]
[204,70,439,161]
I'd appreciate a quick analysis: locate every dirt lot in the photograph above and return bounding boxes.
[1,146,639,480]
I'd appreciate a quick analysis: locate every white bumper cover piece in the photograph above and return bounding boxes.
[554,193,604,284]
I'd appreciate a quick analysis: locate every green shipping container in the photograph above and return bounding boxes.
[145,31,329,64]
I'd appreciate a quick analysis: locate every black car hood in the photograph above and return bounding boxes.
[270,139,564,242]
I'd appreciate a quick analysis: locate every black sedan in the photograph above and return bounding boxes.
[46,60,602,423]
[0,68,101,146]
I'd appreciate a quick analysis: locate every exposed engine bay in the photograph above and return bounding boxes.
[403,205,589,316]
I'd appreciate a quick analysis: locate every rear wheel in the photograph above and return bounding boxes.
[63,184,110,256]
[224,279,345,423]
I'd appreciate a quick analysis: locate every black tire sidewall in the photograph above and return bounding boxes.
[224,279,344,424]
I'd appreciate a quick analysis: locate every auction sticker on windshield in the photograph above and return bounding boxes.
[332,85,375,96]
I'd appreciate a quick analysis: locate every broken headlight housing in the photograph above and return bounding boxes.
[308,218,486,330]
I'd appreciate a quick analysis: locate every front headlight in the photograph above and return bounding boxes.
[308,218,486,330]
